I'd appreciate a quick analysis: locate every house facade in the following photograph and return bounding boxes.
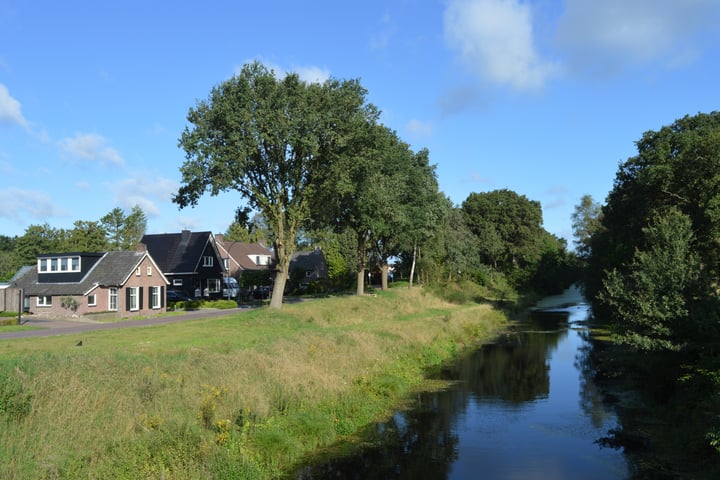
[11,248,169,318]
[214,234,274,277]
[141,230,228,300]
[289,248,328,290]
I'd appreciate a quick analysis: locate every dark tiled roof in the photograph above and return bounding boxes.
[141,231,212,274]
[11,251,148,296]
[290,249,326,271]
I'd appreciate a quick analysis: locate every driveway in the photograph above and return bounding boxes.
[0,306,258,340]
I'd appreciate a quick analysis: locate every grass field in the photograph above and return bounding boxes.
[0,286,508,479]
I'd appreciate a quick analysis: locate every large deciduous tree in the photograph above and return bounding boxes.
[588,111,720,350]
[174,62,378,308]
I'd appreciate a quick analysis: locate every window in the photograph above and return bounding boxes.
[147,266,152,276]
[150,286,161,309]
[37,295,52,307]
[223,258,229,270]
[173,279,183,286]
[38,256,81,273]
[109,288,118,311]
[255,255,260,265]
[305,270,313,278]
[136,267,141,276]
[203,256,213,267]
[129,287,139,311]
[88,294,96,306]
[208,278,220,293]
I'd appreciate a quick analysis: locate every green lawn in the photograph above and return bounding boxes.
[0,287,508,479]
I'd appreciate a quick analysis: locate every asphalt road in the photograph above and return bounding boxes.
[0,306,259,340]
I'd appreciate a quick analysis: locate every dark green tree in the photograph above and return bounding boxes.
[100,206,147,250]
[461,189,545,285]
[587,112,720,327]
[175,62,378,308]
[64,220,109,252]
[598,208,702,351]
[14,224,65,265]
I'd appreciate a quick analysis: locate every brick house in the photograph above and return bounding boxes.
[10,247,169,318]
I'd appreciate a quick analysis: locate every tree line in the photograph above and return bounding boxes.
[174,61,575,308]
[573,111,720,474]
[0,206,147,281]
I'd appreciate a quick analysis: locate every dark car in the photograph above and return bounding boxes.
[167,290,192,303]
[251,286,272,300]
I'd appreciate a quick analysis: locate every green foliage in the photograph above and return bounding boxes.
[60,296,79,312]
[175,61,379,307]
[0,369,31,422]
[101,205,147,250]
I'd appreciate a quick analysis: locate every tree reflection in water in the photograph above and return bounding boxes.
[295,306,627,479]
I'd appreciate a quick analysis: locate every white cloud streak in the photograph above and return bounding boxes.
[555,0,720,74]
[0,83,28,128]
[0,187,67,222]
[58,133,124,166]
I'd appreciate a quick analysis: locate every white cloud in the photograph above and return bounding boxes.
[110,175,179,217]
[58,133,124,166]
[236,59,330,84]
[0,83,28,128]
[444,0,560,90]
[293,65,331,84]
[0,187,67,222]
[405,119,433,138]
[555,0,720,74]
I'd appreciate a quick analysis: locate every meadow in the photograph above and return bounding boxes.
[0,286,508,479]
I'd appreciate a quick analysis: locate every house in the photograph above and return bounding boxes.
[289,248,328,290]
[141,230,228,300]
[214,234,274,277]
[10,247,169,318]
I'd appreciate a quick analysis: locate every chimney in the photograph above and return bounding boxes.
[135,242,147,252]
[215,234,224,243]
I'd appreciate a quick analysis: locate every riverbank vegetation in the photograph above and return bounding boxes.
[0,286,508,479]
[575,111,720,478]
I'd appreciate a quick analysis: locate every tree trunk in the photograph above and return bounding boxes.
[270,268,288,309]
[409,243,417,288]
[356,269,365,296]
[381,264,389,290]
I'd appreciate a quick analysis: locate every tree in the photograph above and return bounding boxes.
[101,206,147,250]
[461,189,545,284]
[14,224,65,265]
[64,220,109,252]
[598,208,702,351]
[174,62,378,308]
[571,194,603,260]
[586,112,720,348]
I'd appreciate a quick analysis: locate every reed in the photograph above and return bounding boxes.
[0,286,507,479]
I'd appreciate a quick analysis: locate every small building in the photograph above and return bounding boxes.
[10,248,169,318]
[289,248,328,291]
[141,230,228,300]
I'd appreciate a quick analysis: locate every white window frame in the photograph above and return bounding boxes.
[147,266,152,276]
[129,287,139,311]
[150,286,161,309]
[38,256,81,273]
[87,294,96,306]
[136,267,141,276]
[109,288,118,311]
[208,278,221,293]
[37,295,52,307]
[203,256,213,267]
[173,279,183,286]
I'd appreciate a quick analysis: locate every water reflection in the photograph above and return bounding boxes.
[295,294,629,479]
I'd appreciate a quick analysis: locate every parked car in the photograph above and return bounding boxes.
[167,290,192,303]
[252,286,272,300]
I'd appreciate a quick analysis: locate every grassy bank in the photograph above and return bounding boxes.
[0,287,507,479]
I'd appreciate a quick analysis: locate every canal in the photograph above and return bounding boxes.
[296,288,630,479]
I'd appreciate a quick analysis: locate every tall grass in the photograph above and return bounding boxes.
[0,287,507,479]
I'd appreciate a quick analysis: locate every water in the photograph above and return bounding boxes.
[296,288,630,479]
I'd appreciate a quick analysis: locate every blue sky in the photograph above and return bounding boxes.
[1,1,719,247]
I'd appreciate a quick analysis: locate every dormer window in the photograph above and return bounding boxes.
[38,256,81,273]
